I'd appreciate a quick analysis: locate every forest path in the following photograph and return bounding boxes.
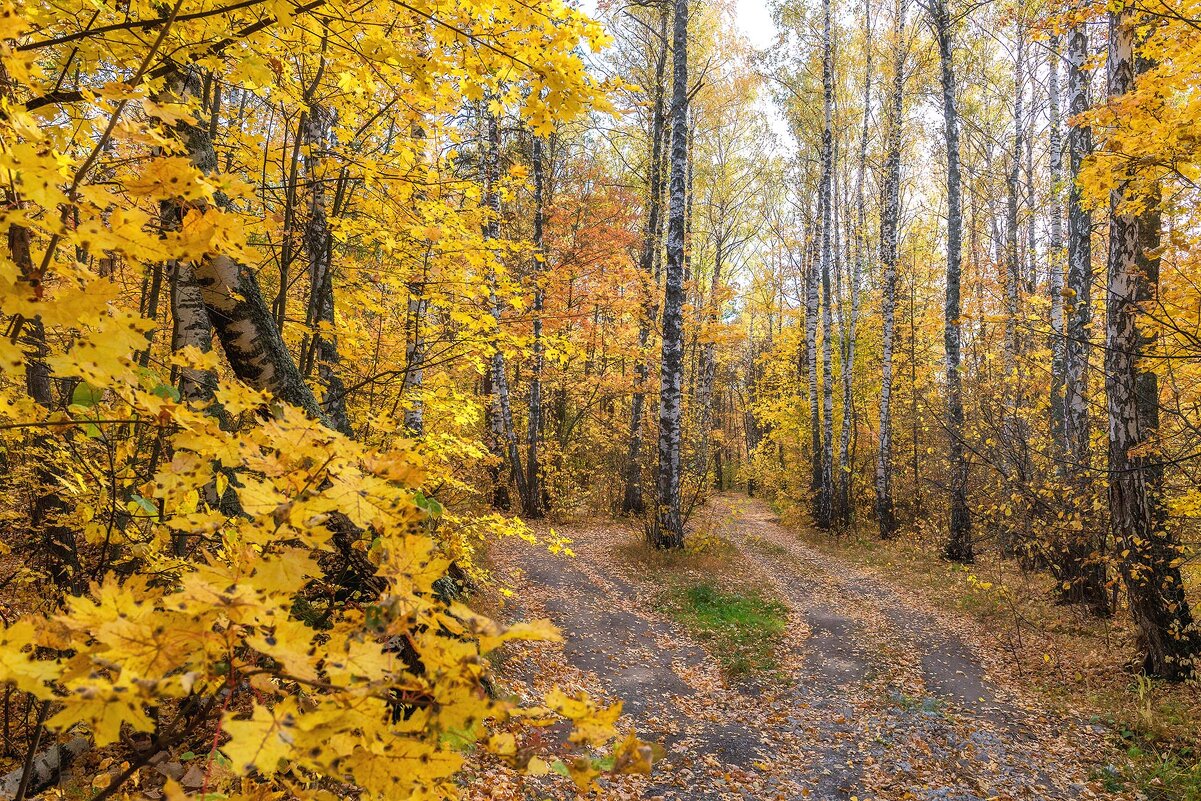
[481,493,1118,801]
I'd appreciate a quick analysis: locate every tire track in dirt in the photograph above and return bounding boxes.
[715,493,1114,800]
[479,496,1118,801]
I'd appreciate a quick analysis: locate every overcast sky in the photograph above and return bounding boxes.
[734,0,778,49]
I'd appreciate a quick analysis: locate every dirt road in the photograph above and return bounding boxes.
[480,494,1120,800]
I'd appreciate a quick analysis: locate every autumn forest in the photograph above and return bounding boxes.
[0,0,1199,797]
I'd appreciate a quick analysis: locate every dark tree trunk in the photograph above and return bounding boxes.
[525,135,547,518]
[7,221,80,591]
[931,0,973,563]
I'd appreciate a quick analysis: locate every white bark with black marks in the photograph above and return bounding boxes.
[1048,34,1066,458]
[623,5,668,516]
[653,0,689,548]
[838,0,871,527]
[0,735,90,800]
[813,0,836,530]
[157,71,219,406]
[299,100,350,434]
[483,111,529,511]
[172,68,327,422]
[1064,17,1092,467]
[876,0,905,539]
[402,124,430,437]
[1059,13,1108,611]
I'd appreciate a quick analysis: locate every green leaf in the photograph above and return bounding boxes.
[130,494,157,517]
[441,723,478,751]
[413,491,442,519]
[71,382,103,407]
[152,383,181,402]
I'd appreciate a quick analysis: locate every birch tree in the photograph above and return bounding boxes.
[653,0,691,548]
[484,111,530,511]
[813,0,837,530]
[1048,34,1066,458]
[1104,7,1199,679]
[1061,9,1108,611]
[876,0,906,539]
[623,5,669,516]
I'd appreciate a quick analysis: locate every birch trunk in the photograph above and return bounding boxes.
[876,0,905,539]
[483,111,529,511]
[811,0,836,531]
[157,75,219,406]
[402,268,427,436]
[169,258,218,404]
[1000,36,1024,556]
[1004,41,1022,421]
[1105,10,1198,679]
[1048,35,1066,458]
[299,101,350,434]
[1061,16,1109,611]
[402,125,429,436]
[806,201,822,495]
[932,0,973,563]
[171,68,327,422]
[696,237,721,484]
[623,5,669,515]
[652,0,689,548]
[1064,19,1093,467]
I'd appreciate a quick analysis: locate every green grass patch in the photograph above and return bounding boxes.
[666,581,788,677]
[1115,744,1201,801]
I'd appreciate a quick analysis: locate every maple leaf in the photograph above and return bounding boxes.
[0,620,60,695]
[545,688,622,746]
[250,549,320,596]
[246,617,321,682]
[324,638,397,686]
[49,681,156,746]
[223,704,297,776]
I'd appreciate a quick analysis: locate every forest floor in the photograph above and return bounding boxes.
[467,493,1129,801]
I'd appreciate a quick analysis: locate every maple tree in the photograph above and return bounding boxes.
[0,0,662,797]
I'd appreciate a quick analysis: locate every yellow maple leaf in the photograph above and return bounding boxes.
[223,704,297,776]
